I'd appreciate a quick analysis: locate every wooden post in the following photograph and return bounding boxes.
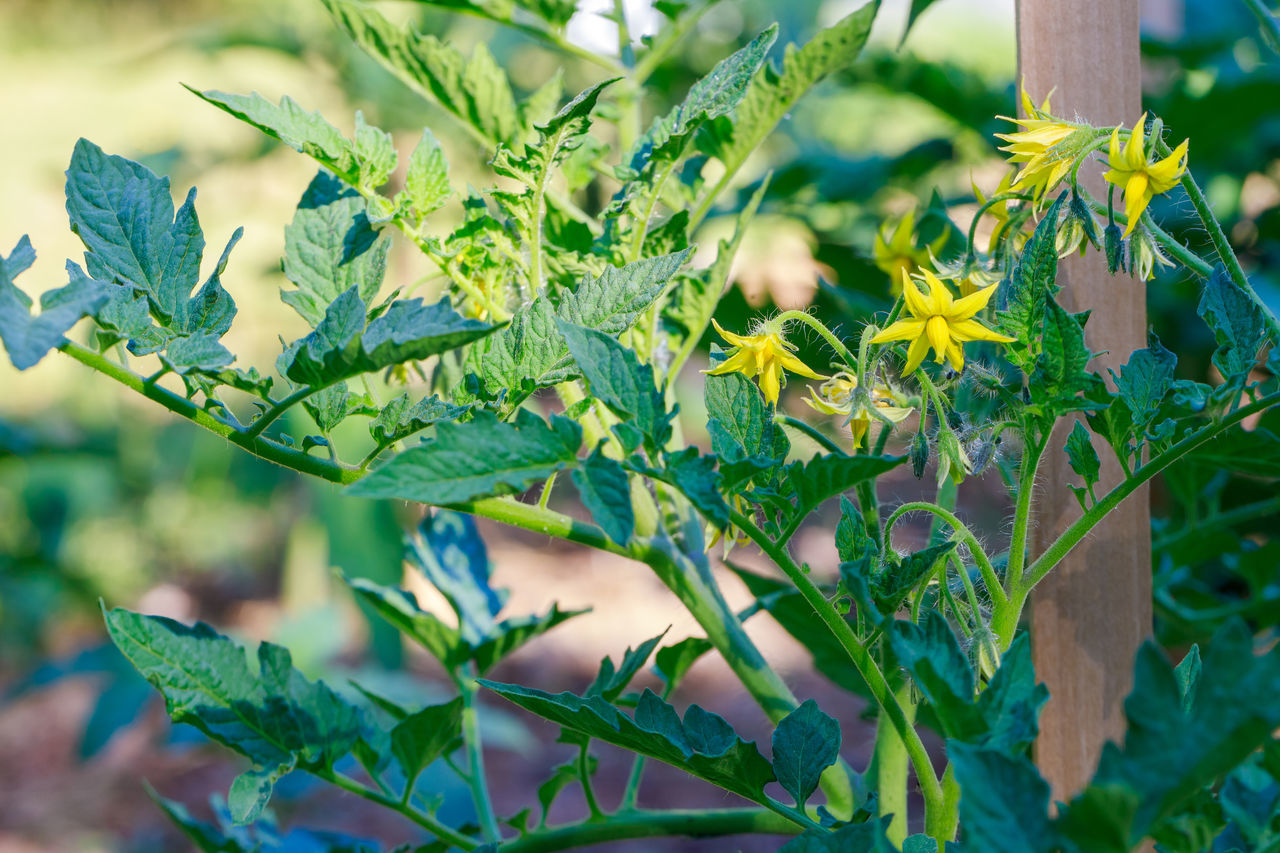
[1016,0,1152,802]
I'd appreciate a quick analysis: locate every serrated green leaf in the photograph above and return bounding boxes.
[399,130,452,227]
[281,287,495,387]
[705,372,788,487]
[835,495,874,563]
[1064,420,1101,494]
[949,743,1057,853]
[282,172,390,327]
[349,408,582,505]
[303,382,375,433]
[624,26,777,176]
[406,512,504,644]
[228,767,285,825]
[707,4,877,186]
[975,634,1048,755]
[659,447,731,529]
[558,320,670,450]
[1198,265,1269,379]
[997,194,1065,363]
[785,453,905,517]
[778,820,898,852]
[323,0,518,149]
[1032,300,1093,400]
[391,697,463,780]
[771,699,840,809]
[570,446,634,546]
[347,577,462,665]
[587,630,668,704]
[0,243,111,370]
[481,681,776,803]
[654,636,714,691]
[1112,338,1176,429]
[469,251,690,400]
[369,392,467,447]
[104,608,367,823]
[163,332,235,374]
[872,541,956,616]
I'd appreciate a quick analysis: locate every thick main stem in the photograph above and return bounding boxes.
[873,681,916,846]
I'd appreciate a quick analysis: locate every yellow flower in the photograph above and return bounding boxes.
[995,87,1086,204]
[804,371,913,448]
[871,270,1014,374]
[704,319,824,405]
[1102,114,1189,237]
[873,209,946,294]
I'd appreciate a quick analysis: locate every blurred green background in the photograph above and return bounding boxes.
[1,0,1277,850]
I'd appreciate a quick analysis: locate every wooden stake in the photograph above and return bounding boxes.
[1016,0,1152,802]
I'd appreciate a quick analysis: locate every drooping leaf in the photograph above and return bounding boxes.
[1064,420,1101,500]
[280,287,496,387]
[571,446,635,546]
[481,682,776,803]
[282,172,390,327]
[558,320,671,450]
[0,243,111,370]
[1112,338,1176,430]
[104,608,368,824]
[1198,265,1270,380]
[349,409,582,505]
[771,699,841,809]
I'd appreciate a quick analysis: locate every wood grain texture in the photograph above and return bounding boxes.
[1015,0,1153,804]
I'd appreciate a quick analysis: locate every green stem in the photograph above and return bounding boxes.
[497,808,801,853]
[1004,433,1047,597]
[58,341,361,485]
[883,503,1005,607]
[923,763,960,844]
[777,414,848,457]
[774,310,858,367]
[1152,495,1280,552]
[874,681,916,847]
[620,755,646,810]
[727,509,944,815]
[1022,391,1280,594]
[578,739,604,819]
[322,770,481,850]
[243,384,321,440]
[459,671,502,843]
[1162,138,1280,342]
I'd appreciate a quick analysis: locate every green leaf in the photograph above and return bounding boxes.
[888,610,984,741]
[369,392,467,447]
[282,172,390,327]
[104,608,367,823]
[146,786,258,852]
[1174,645,1200,714]
[654,637,714,691]
[1031,300,1094,401]
[190,89,394,192]
[406,512,504,644]
[778,820,898,852]
[1198,265,1269,379]
[1064,420,1101,497]
[399,130,452,227]
[0,242,111,370]
[349,408,582,505]
[997,193,1065,363]
[835,495,875,563]
[785,453,905,517]
[902,0,944,44]
[481,681,776,803]
[587,630,668,703]
[558,320,670,450]
[949,743,1057,853]
[280,287,496,387]
[469,251,691,400]
[975,633,1048,755]
[771,699,841,809]
[301,382,373,434]
[323,0,518,149]
[1182,426,1280,478]
[659,447,732,529]
[570,446,635,546]
[707,4,877,185]
[623,26,778,176]
[871,541,957,617]
[1112,338,1176,430]
[705,372,788,487]
[163,331,235,374]
[391,697,463,780]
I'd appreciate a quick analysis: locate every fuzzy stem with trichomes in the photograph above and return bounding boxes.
[457,668,502,842]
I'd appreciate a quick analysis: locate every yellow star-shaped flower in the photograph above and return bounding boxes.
[872,209,946,294]
[995,87,1085,204]
[704,319,824,405]
[1102,113,1189,237]
[871,270,1014,374]
[804,371,913,449]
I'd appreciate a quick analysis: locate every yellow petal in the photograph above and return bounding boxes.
[870,318,926,344]
[759,362,782,404]
[805,389,847,416]
[1107,126,1123,168]
[920,270,954,315]
[949,282,999,320]
[925,316,952,359]
[902,272,931,318]
[849,417,870,449]
[948,318,1015,343]
[711,319,752,348]
[944,338,965,371]
[1122,172,1151,237]
[776,349,825,380]
[903,334,931,374]
[704,347,759,377]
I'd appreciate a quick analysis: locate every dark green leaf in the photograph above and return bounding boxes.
[163,332,235,374]
[349,408,581,505]
[558,320,670,450]
[835,495,875,563]
[975,634,1048,755]
[1064,421,1101,495]
[660,447,731,529]
[785,454,905,517]
[391,698,463,780]
[587,630,668,703]
[771,699,841,809]
[1032,300,1093,400]
[997,193,1065,363]
[406,511,504,645]
[282,173,390,327]
[1182,427,1280,478]
[1174,645,1200,714]
[1112,339,1176,429]
[481,681,776,803]
[949,743,1057,853]
[369,392,467,447]
[888,610,984,740]
[873,541,956,616]
[346,577,461,666]
[654,637,714,691]
[705,372,788,487]
[1198,265,1269,379]
[903,0,944,45]
[778,819,897,852]
[571,447,635,546]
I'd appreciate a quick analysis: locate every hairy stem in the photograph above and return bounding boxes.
[874,681,916,846]
[497,808,800,853]
[883,503,1005,607]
